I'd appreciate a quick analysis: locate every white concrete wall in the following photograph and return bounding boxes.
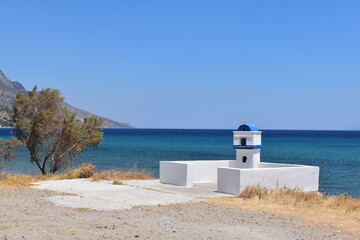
[217,164,320,195]
[228,160,238,168]
[253,134,262,146]
[186,161,232,183]
[160,160,232,187]
[258,162,305,168]
[159,162,192,187]
[235,149,260,168]
[217,167,241,195]
[233,131,262,146]
[161,161,319,196]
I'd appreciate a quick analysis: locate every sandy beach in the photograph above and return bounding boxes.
[1,180,359,240]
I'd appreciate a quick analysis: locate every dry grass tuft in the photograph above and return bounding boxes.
[328,194,360,213]
[209,186,360,235]
[0,173,61,188]
[239,186,325,208]
[92,168,153,181]
[237,186,360,213]
[64,163,96,179]
[239,185,269,200]
[0,163,153,188]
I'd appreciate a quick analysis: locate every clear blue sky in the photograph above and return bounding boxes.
[1,1,359,130]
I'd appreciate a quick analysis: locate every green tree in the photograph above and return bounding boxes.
[0,138,22,171]
[12,86,104,174]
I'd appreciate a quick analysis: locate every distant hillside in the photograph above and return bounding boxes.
[0,71,133,128]
[60,102,133,128]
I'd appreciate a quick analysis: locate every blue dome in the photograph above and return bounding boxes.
[237,124,258,131]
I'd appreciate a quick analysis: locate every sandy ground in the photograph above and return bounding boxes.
[1,187,359,239]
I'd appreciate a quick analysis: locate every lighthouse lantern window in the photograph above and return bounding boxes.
[241,138,246,146]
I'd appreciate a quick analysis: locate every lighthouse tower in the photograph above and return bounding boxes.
[233,123,262,168]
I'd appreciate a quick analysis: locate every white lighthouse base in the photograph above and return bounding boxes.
[160,161,319,195]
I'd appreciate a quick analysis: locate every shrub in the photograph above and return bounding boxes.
[112,180,123,185]
[66,163,96,178]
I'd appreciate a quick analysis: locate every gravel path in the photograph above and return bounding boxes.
[0,188,359,240]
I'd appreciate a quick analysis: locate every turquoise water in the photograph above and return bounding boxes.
[2,129,360,197]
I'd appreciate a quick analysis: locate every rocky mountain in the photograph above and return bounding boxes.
[0,71,133,128]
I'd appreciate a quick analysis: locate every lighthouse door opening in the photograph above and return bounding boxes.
[241,138,246,146]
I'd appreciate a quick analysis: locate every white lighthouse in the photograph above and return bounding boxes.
[233,124,262,169]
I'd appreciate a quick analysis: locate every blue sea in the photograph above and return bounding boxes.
[1,128,360,197]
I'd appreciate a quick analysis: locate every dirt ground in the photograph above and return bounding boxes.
[0,188,359,240]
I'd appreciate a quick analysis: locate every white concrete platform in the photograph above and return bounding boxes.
[123,180,231,198]
[32,179,231,211]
